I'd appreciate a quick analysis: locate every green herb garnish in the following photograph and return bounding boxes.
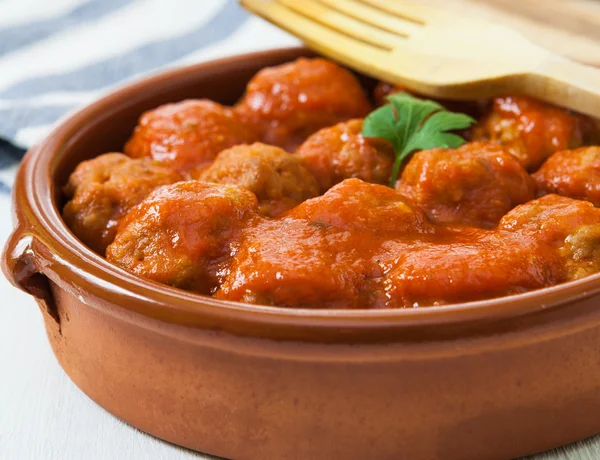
[362,93,476,187]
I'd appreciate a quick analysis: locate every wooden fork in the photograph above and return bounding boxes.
[240,0,600,118]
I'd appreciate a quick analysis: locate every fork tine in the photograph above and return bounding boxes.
[277,0,407,49]
[240,0,393,67]
[357,0,443,25]
[317,0,423,36]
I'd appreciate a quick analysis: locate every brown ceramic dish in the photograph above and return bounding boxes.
[4,47,600,460]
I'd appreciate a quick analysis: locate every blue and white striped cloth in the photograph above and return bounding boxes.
[0,0,298,194]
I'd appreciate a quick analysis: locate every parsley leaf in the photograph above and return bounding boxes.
[362,93,476,187]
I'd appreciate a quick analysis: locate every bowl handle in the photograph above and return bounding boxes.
[2,213,60,326]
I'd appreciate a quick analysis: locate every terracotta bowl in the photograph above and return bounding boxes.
[4,47,600,460]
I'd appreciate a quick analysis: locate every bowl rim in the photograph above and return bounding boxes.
[13,46,600,334]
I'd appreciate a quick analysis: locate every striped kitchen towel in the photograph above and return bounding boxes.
[0,0,298,192]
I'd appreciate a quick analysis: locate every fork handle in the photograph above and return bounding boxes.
[532,54,600,119]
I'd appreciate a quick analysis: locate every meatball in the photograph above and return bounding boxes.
[63,153,182,255]
[380,231,564,307]
[235,58,372,152]
[200,143,319,217]
[471,95,594,171]
[533,146,600,206]
[295,119,394,191]
[214,218,370,308]
[499,194,600,280]
[396,142,534,228]
[289,178,432,236]
[106,181,258,292]
[124,99,257,175]
[560,224,600,280]
[499,194,600,242]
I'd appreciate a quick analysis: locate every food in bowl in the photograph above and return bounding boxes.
[124,99,258,178]
[199,143,320,217]
[63,153,183,254]
[61,57,600,309]
[234,57,373,152]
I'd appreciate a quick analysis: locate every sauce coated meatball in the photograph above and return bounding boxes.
[396,142,534,228]
[533,147,600,206]
[381,231,563,307]
[106,181,258,292]
[235,58,372,152]
[200,143,319,217]
[500,194,600,280]
[63,153,182,255]
[471,96,594,171]
[214,218,371,308]
[288,178,432,236]
[295,119,394,191]
[124,100,257,175]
